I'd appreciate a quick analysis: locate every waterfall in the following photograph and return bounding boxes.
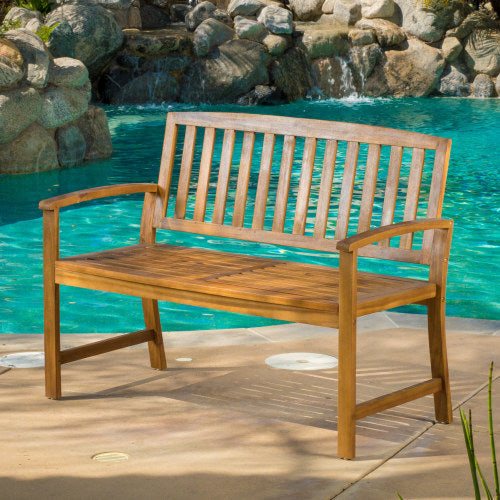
[336,56,357,97]
[312,55,358,99]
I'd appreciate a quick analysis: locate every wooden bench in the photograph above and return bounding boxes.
[39,111,453,459]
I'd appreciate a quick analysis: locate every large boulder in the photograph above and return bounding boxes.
[472,73,495,97]
[333,0,361,25]
[4,7,43,28]
[355,18,406,47]
[299,24,349,59]
[227,0,265,16]
[181,39,269,103]
[446,10,495,39]
[234,16,266,40]
[360,0,394,19]
[75,105,112,160]
[106,71,179,104]
[349,42,382,85]
[38,86,89,130]
[393,0,470,43]
[257,5,293,34]
[4,29,50,88]
[48,57,89,87]
[270,47,313,100]
[348,28,375,45]
[0,123,58,174]
[45,21,76,59]
[463,30,500,76]
[45,2,124,78]
[0,54,24,89]
[55,123,87,167]
[185,1,216,31]
[262,33,289,55]
[122,27,192,57]
[193,18,234,57]
[322,0,335,14]
[288,0,324,21]
[441,36,462,62]
[364,38,445,96]
[0,39,24,67]
[0,86,42,144]
[437,63,470,96]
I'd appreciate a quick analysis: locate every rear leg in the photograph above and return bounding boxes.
[142,298,167,370]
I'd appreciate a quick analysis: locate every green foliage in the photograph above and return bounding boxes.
[460,362,499,500]
[14,0,51,15]
[0,16,20,36]
[35,21,57,42]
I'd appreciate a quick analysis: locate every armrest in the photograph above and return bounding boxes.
[336,218,453,252]
[39,183,158,210]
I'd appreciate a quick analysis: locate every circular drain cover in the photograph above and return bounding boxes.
[0,352,44,368]
[265,352,338,371]
[92,452,129,463]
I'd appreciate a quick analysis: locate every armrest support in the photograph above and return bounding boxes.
[336,219,453,253]
[39,183,158,211]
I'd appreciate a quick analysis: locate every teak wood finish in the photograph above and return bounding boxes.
[40,112,454,459]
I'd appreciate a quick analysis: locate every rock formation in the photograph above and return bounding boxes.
[0,28,112,174]
[1,0,499,172]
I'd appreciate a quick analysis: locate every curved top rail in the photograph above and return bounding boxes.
[167,111,450,150]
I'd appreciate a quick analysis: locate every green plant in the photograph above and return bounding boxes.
[35,21,57,42]
[14,0,51,15]
[0,16,20,36]
[460,362,499,500]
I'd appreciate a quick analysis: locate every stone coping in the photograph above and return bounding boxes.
[1,312,498,352]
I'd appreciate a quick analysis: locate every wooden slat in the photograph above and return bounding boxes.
[334,142,359,241]
[193,127,216,222]
[379,145,403,246]
[293,137,317,235]
[252,133,275,230]
[174,125,197,219]
[232,131,255,227]
[355,378,442,420]
[422,139,451,258]
[168,111,444,150]
[156,115,178,222]
[56,268,339,328]
[60,330,155,364]
[272,135,296,232]
[212,129,236,224]
[158,217,425,263]
[313,139,337,238]
[357,143,381,233]
[400,148,425,249]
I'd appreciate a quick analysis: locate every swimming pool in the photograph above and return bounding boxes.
[1,97,499,333]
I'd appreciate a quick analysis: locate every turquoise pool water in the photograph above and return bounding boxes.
[1,97,499,333]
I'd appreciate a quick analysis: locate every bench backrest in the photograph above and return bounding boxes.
[151,112,451,265]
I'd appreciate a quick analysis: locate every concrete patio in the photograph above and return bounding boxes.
[0,311,499,499]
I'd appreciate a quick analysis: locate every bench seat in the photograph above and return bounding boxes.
[56,243,437,326]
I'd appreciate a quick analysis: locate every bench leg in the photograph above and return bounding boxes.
[142,299,167,370]
[44,282,61,399]
[427,299,452,423]
[337,316,357,459]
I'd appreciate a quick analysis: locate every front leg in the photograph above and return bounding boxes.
[337,250,358,459]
